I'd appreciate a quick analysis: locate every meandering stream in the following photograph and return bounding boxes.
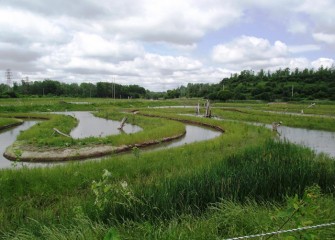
[0,112,221,168]
[1,111,334,169]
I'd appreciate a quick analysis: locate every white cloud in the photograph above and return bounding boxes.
[311,58,335,69]
[313,33,335,45]
[288,58,310,69]
[107,0,243,45]
[0,7,65,44]
[288,44,321,53]
[65,33,144,61]
[212,36,289,67]
[211,36,318,71]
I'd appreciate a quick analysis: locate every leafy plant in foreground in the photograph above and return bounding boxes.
[91,169,141,212]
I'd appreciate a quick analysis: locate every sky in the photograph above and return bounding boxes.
[0,0,334,91]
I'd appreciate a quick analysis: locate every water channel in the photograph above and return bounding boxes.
[0,121,39,168]
[0,112,221,169]
[1,111,334,169]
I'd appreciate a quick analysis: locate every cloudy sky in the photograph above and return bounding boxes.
[1,0,334,91]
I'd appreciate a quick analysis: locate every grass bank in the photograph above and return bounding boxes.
[0,117,23,130]
[3,110,186,162]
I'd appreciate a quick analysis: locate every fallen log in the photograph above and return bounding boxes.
[118,117,127,130]
[53,128,72,138]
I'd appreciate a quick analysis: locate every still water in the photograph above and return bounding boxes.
[277,126,335,157]
[57,112,142,138]
[0,112,221,169]
[1,112,334,169]
[0,121,39,168]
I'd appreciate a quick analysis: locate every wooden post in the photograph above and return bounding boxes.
[118,117,127,130]
[205,100,211,118]
[195,102,200,115]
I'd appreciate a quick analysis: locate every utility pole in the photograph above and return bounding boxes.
[5,69,12,87]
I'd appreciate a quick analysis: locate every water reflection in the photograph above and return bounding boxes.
[0,121,39,168]
[277,126,335,158]
[58,112,142,138]
[143,124,221,152]
[245,121,335,158]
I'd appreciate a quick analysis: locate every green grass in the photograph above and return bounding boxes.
[213,101,335,116]
[0,118,269,233]
[138,106,335,131]
[6,110,185,150]
[1,139,335,239]
[1,99,335,239]
[0,117,22,129]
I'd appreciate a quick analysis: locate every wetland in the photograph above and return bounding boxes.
[0,98,334,239]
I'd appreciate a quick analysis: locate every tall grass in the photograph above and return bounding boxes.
[101,140,335,222]
[1,139,335,239]
[0,120,268,233]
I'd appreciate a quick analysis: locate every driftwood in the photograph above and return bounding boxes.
[307,103,316,108]
[53,128,71,138]
[118,117,127,130]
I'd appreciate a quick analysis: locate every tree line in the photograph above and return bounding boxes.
[165,66,335,101]
[1,66,334,101]
[0,80,149,99]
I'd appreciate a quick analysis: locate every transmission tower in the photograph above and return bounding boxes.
[5,69,12,86]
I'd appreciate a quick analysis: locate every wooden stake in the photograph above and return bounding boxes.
[205,100,211,118]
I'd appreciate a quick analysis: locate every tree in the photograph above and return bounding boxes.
[217,90,233,101]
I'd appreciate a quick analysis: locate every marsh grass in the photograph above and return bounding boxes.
[213,101,335,116]
[215,108,335,131]
[5,109,185,150]
[139,105,335,131]
[0,120,268,233]
[16,114,78,147]
[1,100,335,239]
[0,117,22,129]
[1,139,335,239]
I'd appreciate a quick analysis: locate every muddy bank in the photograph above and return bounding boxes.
[0,121,23,131]
[3,131,186,162]
[3,111,224,163]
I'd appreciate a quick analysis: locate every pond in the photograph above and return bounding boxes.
[58,112,142,138]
